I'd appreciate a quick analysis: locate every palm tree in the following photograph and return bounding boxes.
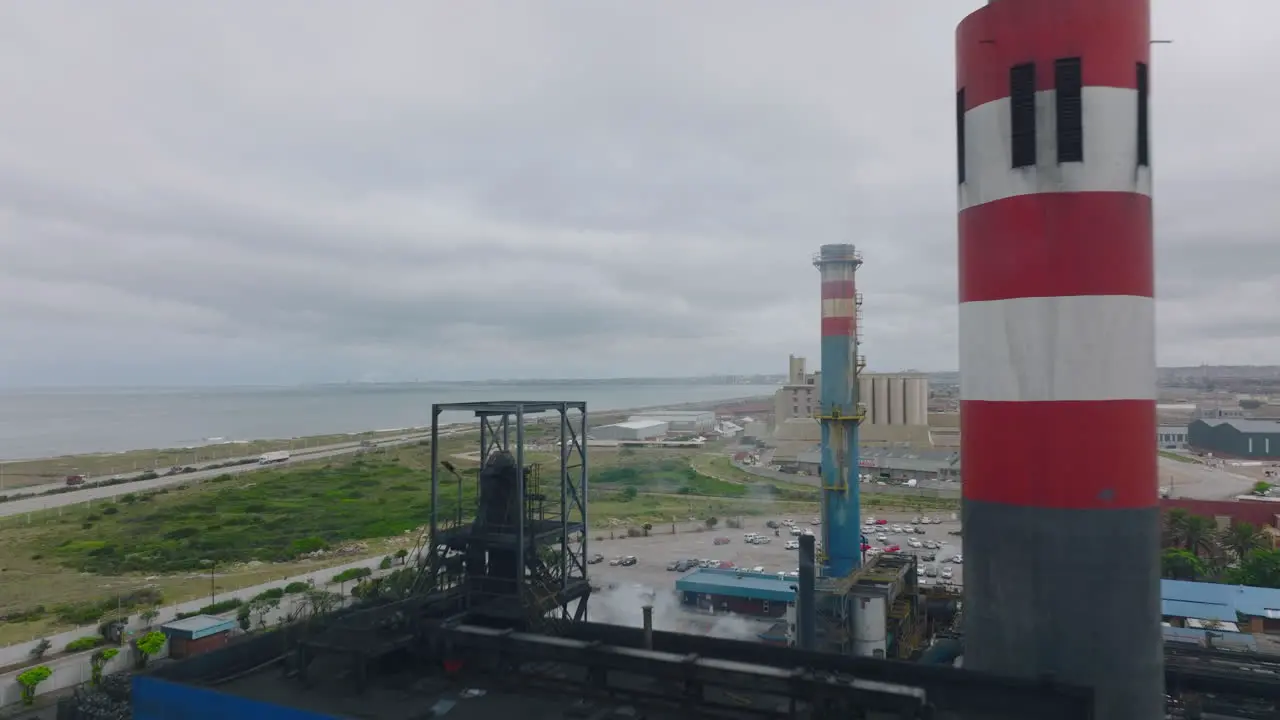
[1163,509,1192,548]
[1182,515,1219,558]
[1223,522,1266,562]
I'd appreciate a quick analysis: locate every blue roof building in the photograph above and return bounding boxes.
[675,568,798,603]
[1161,579,1280,623]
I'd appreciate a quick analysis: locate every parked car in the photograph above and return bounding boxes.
[588,553,604,564]
[620,556,638,567]
[714,537,730,545]
[765,520,779,529]
[667,560,682,571]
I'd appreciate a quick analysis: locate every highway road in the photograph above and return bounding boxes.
[0,429,470,519]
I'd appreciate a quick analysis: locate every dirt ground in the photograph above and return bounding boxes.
[1158,455,1265,500]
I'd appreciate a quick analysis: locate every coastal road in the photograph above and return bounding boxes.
[0,430,470,518]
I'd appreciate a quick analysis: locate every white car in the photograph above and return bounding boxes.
[891,525,902,533]
[785,540,800,549]
[952,554,963,564]
[941,567,954,580]
[877,534,888,543]
[865,517,876,526]
[908,539,923,548]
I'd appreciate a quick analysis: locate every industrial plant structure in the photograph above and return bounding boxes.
[57,1,1280,717]
[773,358,928,430]
[99,399,1277,719]
[111,399,1107,720]
[955,0,1161,717]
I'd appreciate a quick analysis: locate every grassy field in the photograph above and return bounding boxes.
[1160,451,1199,464]
[0,441,957,644]
[0,427,431,490]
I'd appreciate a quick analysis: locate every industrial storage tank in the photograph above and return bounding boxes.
[905,376,928,426]
[859,376,873,421]
[872,376,890,425]
[852,594,888,658]
[888,376,906,425]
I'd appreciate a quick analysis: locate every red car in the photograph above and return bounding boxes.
[885,545,901,553]
[875,519,888,525]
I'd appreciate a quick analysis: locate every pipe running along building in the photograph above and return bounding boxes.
[955,0,1161,718]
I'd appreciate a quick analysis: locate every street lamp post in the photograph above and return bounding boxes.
[201,559,216,606]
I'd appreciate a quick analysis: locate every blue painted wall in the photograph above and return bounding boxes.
[134,676,338,720]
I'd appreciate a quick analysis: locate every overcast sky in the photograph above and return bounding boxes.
[0,1,1275,387]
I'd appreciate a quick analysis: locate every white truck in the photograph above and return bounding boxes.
[258,450,291,465]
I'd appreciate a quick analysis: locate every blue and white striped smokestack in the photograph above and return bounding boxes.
[813,244,864,577]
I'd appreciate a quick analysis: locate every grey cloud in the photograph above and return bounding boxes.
[0,0,1277,386]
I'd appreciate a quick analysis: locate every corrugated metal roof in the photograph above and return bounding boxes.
[608,420,668,430]
[675,568,797,602]
[162,614,238,639]
[1197,418,1280,434]
[1161,579,1280,621]
[1162,599,1236,622]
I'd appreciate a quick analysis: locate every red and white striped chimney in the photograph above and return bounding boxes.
[956,0,1162,718]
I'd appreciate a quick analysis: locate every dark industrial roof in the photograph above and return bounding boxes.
[1162,625,1258,651]
[1195,418,1280,434]
[675,568,797,602]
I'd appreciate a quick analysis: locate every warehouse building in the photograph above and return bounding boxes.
[1158,425,1189,449]
[1162,579,1280,637]
[675,568,795,618]
[589,419,668,441]
[1187,418,1280,459]
[627,410,715,434]
[160,615,236,660]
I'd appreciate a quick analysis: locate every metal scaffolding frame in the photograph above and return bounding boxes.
[423,401,591,630]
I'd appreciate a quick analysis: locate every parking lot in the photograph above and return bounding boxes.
[588,510,965,595]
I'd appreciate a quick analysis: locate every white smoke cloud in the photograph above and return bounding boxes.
[588,582,769,641]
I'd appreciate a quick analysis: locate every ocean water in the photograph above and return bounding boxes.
[0,383,772,460]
